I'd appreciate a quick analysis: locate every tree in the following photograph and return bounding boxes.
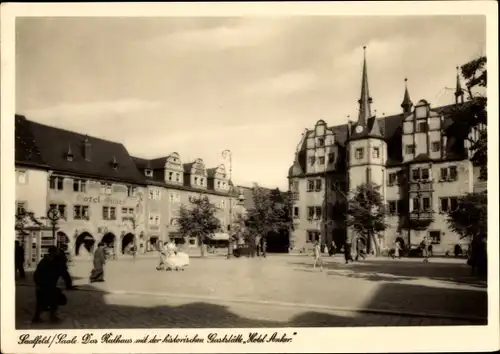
[345,182,388,256]
[177,195,221,257]
[243,184,292,255]
[15,208,44,244]
[447,191,487,242]
[450,56,487,180]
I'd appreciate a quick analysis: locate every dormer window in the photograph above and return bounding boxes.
[66,144,74,162]
[200,178,204,186]
[168,172,173,181]
[175,173,180,182]
[145,169,153,177]
[217,181,221,188]
[194,177,198,185]
[110,156,119,170]
[317,138,325,147]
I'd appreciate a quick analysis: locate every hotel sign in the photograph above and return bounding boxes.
[77,195,125,205]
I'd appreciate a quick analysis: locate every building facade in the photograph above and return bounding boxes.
[132,154,245,249]
[15,115,248,257]
[15,115,52,265]
[288,49,484,255]
[16,115,148,258]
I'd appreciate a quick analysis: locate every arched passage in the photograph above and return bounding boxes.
[101,232,116,249]
[121,233,135,254]
[75,232,95,256]
[57,231,70,252]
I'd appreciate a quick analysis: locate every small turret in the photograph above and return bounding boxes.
[401,77,413,114]
[455,66,465,104]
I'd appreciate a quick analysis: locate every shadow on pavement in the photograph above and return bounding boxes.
[16,275,487,329]
[289,258,487,288]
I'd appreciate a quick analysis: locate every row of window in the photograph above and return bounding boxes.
[308,153,336,166]
[47,203,136,221]
[388,166,458,185]
[48,176,138,197]
[307,206,323,220]
[405,140,442,155]
[306,179,342,193]
[387,196,459,215]
[354,147,380,160]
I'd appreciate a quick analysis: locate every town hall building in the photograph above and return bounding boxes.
[288,47,485,255]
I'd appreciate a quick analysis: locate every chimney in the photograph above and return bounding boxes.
[82,136,91,161]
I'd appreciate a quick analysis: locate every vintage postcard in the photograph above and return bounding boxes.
[1,2,499,353]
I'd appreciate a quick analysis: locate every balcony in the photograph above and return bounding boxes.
[409,209,435,230]
[409,180,434,193]
[290,192,300,201]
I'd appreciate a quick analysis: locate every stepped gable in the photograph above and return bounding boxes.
[288,102,465,174]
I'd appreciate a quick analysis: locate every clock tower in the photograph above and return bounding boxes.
[346,47,388,249]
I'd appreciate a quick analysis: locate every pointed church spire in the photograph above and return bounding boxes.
[455,66,464,104]
[401,77,413,113]
[357,46,373,127]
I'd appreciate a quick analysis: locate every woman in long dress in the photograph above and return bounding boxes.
[90,242,106,282]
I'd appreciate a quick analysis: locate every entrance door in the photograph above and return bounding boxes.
[75,232,95,256]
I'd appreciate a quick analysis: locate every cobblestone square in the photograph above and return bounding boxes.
[16,254,487,329]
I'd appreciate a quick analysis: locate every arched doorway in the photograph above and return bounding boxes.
[57,231,70,252]
[101,232,116,249]
[121,233,135,254]
[75,232,95,256]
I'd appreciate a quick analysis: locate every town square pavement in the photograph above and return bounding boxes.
[15,253,488,329]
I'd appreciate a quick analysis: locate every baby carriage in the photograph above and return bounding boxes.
[157,249,190,271]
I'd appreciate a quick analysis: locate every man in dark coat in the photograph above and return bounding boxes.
[32,246,63,323]
[55,248,75,290]
[343,242,353,264]
[15,240,26,279]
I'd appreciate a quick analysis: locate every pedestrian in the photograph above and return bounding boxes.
[343,242,353,264]
[157,243,167,270]
[328,240,337,256]
[15,240,26,279]
[312,241,324,271]
[56,248,75,290]
[421,236,429,263]
[394,240,402,259]
[355,237,366,261]
[32,246,64,323]
[90,242,106,283]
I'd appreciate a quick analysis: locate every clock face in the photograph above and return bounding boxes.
[355,125,363,133]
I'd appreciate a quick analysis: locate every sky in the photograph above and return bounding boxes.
[16,16,486,190]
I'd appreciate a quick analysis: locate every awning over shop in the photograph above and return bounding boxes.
[210,233,230,241]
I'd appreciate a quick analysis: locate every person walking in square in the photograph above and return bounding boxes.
[355,237,366,261]
[421,236,429,263]
[394,240,402,259]
[15,240,26,279]
[32,246,64,323]
[312,241,324,271]
[343,241,353,264]
[90,242,106,282]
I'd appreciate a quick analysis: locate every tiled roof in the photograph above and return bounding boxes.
[26,119,146,185]
[15,115,48,168]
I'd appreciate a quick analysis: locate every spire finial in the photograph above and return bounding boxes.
[357,46,372,127]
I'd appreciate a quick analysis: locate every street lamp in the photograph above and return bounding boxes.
[46,206,61,247]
